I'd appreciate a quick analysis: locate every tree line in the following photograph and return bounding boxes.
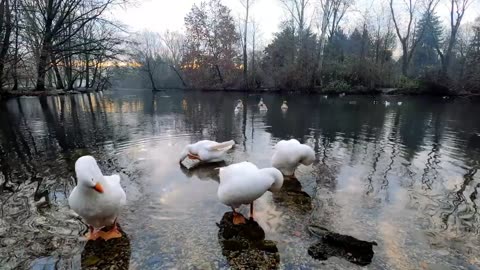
[0,0,125,93]
[2,0,479,94]
[124,0,479,94]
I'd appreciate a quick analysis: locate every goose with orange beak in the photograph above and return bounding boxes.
[69,156,126,241]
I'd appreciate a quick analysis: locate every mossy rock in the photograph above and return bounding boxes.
[217,212,280,269]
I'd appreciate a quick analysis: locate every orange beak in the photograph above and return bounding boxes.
[93,183,104,193]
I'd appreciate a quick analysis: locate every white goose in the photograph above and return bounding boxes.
[281,101,288,111]
[234,99,243,114]
[180,140,235,163]
[218,162,283,224]
[69,156,126,241]
[271,139,315,178]
[258,98,265,107]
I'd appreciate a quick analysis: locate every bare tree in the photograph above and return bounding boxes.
[389,0,437,76]
[131,31,163,91]
[160,30,187,87]
[435,0,473,75]
[328,0,352,39]
[279,0,310,34]
[0,0,13,89]
[239,0,254,88]
[21,0,122,91]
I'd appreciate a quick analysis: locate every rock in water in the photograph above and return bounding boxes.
[217,212,280,269]
[307,225,377,266]
[81,224,131,270]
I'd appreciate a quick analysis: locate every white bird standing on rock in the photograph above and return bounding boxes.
[179,140,235,163]
[271,139,315,179]
[217,162,284,224]
[69,156,126,241]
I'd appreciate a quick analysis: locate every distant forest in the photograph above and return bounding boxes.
[1,0,479,94]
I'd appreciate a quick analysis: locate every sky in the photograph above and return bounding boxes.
[113,0,480,46]
[114,0,284,42]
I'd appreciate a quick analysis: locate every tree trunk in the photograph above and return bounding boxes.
[85,53,90,88]
[12,0,19,90]
[242,0,249,89]
[36,43,50,91]
[0,0,13,90]
[170,65,187,87]
[51,54,64,89]
[148,70,157,90]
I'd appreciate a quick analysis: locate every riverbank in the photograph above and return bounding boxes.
[0,88,99,99]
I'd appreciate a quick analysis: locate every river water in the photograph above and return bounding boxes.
[0,90,479,269]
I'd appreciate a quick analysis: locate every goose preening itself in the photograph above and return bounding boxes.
[218,162,283,224]
[281,101,288,111]
[180,140,235,163]
[69,156,126,241]
[234,100,243,113]
[271,139,315,178]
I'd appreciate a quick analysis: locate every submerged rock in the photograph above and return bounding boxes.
[307,225,377,266]
[217,212,280,269]
[179,161,225,182]
[272,177,312,212]
[81,224,131,270]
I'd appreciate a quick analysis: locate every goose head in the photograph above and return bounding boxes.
[75,156,104,193]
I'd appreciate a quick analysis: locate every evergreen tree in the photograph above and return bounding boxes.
[412,12,443,74]
[464,18,480,93]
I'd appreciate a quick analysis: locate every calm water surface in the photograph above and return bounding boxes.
[1,90,480,269]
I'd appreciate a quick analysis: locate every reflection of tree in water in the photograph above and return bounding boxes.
[0,93,133,269]
[439,168,479,232]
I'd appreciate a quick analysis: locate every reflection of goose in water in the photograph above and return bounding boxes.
[281,101,288,111]
[217,212,279,269]
[81,224,131,269]
[179,161,224,182]
[272,176,312,212]
[271,139,315,179]
[259,103,268,112]
[234,99,243,113]
[179,140,235,163]
[218,162,283,224]
[182,99,187,110]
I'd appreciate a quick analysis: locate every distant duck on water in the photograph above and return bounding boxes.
[385,101,390,106]
[281,101,288,111]
[234,99,243,113]
[258,98,265,107]
[259,102,268,112]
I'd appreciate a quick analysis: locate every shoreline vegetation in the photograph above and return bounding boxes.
[1,0,479,100]
[2,85,479,99]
